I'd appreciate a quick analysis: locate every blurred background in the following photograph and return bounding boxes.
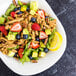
[0,0,76,76]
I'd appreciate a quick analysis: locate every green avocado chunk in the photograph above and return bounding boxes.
[40,42,46,48]
[0,17,5,24]
[45,29,51,35]
[32,51,38,58]
[8,50,15,57]
[6,31,18,40]
[23,28,29,34]
[39,52,46,58]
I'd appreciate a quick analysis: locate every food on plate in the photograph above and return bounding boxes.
[0,0,63,63]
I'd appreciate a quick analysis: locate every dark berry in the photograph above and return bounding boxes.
[26,7,30,12]
[0,41,2,44]
[41,39,45,43]
[36,37,39,41]
[29,56,33,60]
[17,11,23,14]
[23,34,28,39]
[7,29,10,32]
[48,35,50,37]
[14,8,18,11]
[45,16,48,19]
[17,7,21,10]
[31,17,36,23]
[14,53,18,57]
[44,48,49,53]
[16,34,21,40]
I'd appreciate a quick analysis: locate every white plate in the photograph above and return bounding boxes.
[0,0,67,75]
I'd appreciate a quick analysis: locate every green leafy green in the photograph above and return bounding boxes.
[5,4,16,16]
[25,48,32,56]
[46,42,50,49]
[49,17,54,21]
[2,15,9,22]
[20,48,32,64]
[33,57,39,60]
[46,29,56,49]
[20,55,30,64]
[20,42,32,64]
[39,48,44,52]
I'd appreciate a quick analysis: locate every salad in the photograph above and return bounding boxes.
[0,0,63,63]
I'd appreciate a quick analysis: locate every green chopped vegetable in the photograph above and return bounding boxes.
[45,29,51,35]
[28,36,32,39]
[49,29,56,42]
[49,17,54,21]
[32,51,38,58]
[18,0,23,6]
[24,56,30,62]
[39,48,44,52]
[27,3,30,7]
[2,15,9,22]
[33,57,39,60]
[25,48,32,56]
[6,31,18,40]
[20,55,30,64]
[46,42,50,49]
[40,42,46,48]
[20,48,32,64]
[23,28,29,34]
[30,1,38,12]
[24,42,31,50]
[39,52,46,58]
[21,5,27,12]
[46,29,56,49]
[0,17,5,24]
[30,1,38,15]
[30,10,36,15]
[5,4,16,16]
[8,50,15,57]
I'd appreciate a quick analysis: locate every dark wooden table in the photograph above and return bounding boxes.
[0,0,76,76]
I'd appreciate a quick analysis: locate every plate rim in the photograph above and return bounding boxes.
[0,0,67,75]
